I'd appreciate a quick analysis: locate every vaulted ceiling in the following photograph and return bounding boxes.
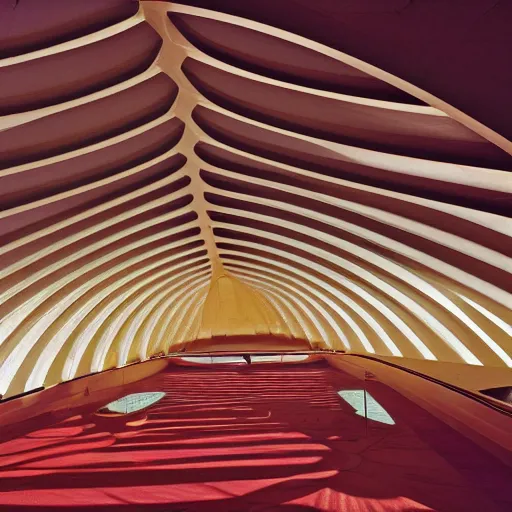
[0,0,510,399]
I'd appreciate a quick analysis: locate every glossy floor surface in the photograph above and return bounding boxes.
[0,362,510,511]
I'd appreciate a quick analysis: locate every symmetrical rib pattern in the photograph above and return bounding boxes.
[0,0,510,398]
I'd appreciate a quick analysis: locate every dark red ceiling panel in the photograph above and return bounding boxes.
[170,12,422,104]
[0,0,137,58]
[0,73,177,169]
[176,0,512,141]
[0,22,162,115]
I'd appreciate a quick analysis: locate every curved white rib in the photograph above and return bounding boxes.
[249,286,315,342]
[0,9,144,68]
[201,169,510,286]
[196,136,509,236]
[61,262,209,382]
[25,246,206,391]
[247,287,306,340]
[228,264,361,352]
[0,0,509,397]
[156,280,208,350]
[169,3,512,155]
[202,175,511,308]
[0,170,189,264]
[238,277,330,346]
[3,250,206,395]
[220,248,430,358]
[137,287,206,360]
[0,217,198,346]
[213,226,481,364]
[0,206,195,302]
[223,253,402,356]
[177,295,207,345]
[0,106,177,177]
[161,282,211,352]
[90,267,211,374]
[216,218,508,363]
[116,275,210,367]
[199,101,512,193]
[177,37,441,115]
[0,144,182,225]
[0,66,161,132]
[208,198,509,358]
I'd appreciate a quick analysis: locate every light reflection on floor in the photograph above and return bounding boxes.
[99,391,166,414]
[338,389,395,425]
[0,361,510,511]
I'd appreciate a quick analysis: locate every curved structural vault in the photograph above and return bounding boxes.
[0,0,510,400]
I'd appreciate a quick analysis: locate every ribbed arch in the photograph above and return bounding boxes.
[224,260,370,353]
[222,254,404,357]
[21,248,207,393]
[214,226,482,365]
[198,167,509,297]
[240,275,329,346]
[206,204,509,365]
[0,0,510,397]
[216,241,446,360]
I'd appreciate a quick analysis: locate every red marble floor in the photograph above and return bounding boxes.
[0,362,510,511]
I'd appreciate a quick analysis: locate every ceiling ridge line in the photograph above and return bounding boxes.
[142,2,224,281]
[0,13,437,133]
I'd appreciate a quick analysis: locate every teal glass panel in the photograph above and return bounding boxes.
[101,392,165,414]
[338,389,395,425]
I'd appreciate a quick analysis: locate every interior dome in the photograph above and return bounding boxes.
[0,1,510,510]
